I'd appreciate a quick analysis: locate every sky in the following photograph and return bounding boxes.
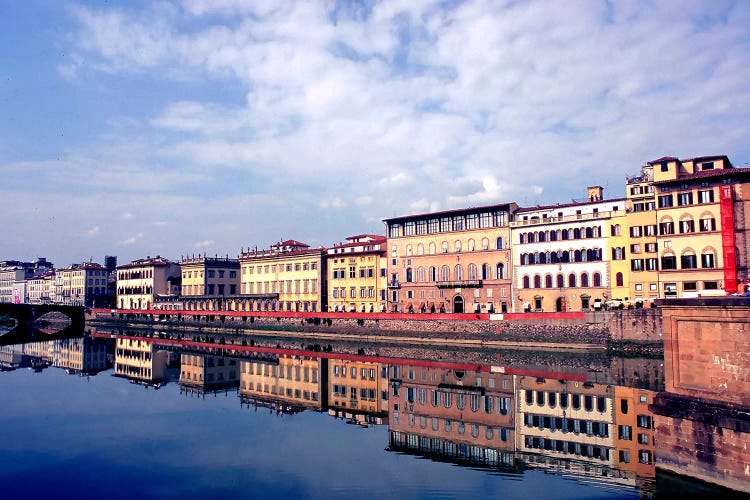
[2,0,749,267]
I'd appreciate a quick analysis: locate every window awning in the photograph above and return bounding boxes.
[406,302,413,309]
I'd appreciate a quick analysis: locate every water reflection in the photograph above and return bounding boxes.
[4,325,741,498]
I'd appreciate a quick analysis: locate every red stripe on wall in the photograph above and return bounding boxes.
[720,185,738,293]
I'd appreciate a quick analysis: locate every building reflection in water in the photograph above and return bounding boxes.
[239,354,325,414]
[180,353,239,397]
[4,329,693,497]
[114,337,178,387]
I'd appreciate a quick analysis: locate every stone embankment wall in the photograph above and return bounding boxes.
[88,309,612,346]
[650,297,750,493]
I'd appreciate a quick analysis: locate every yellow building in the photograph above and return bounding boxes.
[326,234,387,313]
[116,256,181,310]
[613,387,656,481]
[328,359,388,423]
[239,240,326,312]
[626,155,750,297]
[511,188,627,312]
[179,256,240,311]
[624,166,660,301]
[383,203,517,314]
[53,337,112,375]
[239,355,324,412]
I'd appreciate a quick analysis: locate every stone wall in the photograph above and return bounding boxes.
[606,308,663,343]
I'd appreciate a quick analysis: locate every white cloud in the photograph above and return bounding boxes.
[86,225,100,237]
[194,239,215,248]
[6,0,748,266]
[118,232,143,246]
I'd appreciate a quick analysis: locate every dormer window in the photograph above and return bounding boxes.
[701,161,714,170]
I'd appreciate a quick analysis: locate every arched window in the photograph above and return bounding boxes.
[441,265,450,281]
[580,273,589,287]
[405,268,413,283]
[481,263,490,280]
[616,272,623,287]
[496,237,504,249]
[585,227,593,238]
[482,238,489,250]
[568,273,577,287]
[611,224,621,236]
[417,267,425,282]
[429,266,438,281]
[538,231,546,242]
[539,252,547,264]
[522,275,530,289]
[550,230,558,241]
[562,251,570,263]
[701,249,716,268]
[406,245,413,256]
[545,274,553,288]
[429,242,436,255]
[593,226,601,237]
[417,244,424,256]
[468,239,475,251]
[520,233,527,244]
[454,240,462,252]
[551,252,559,264]
[454,265,463,280]
[574,250,582,262]
[534,275,542,288]
[557,274,564,288]
[593,272,602,287]
[468,263,477,280]
[441,242,448,253]
[496,263,506,280]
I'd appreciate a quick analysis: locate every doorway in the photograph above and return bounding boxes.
[453,296,464,313]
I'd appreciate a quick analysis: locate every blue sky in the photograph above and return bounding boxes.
[2,0,749,267]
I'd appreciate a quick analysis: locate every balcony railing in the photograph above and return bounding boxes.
[510,210,623,227]
[387,281,401,289]
[436,279,482,289]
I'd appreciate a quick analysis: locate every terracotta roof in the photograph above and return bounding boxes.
[648,156,679,164]
[277,239,309,248]
[653,166,750,185]
[332,236,386,250]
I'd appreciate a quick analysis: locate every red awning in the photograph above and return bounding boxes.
[406,302,413,309]
[419,302,425,309]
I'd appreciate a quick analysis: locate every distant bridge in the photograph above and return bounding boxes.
[0,303,85,345]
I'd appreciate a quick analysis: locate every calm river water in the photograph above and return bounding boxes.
[0,328,746,499]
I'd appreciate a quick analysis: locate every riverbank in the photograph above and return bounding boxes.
[86,307,665,355]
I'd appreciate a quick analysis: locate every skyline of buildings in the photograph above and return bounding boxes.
[3,154,749,312]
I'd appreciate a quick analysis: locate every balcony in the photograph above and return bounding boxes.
[387,280,401,289]
[436,280,482,289]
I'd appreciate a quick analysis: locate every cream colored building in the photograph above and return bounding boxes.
[383,203,517,314]
[239,240,326,312]
[326,235,387,313]
[27,272,54,304]
[114,337,170,383]
[179,256,240,311]
[116,256,181,310]
[54,337,112,375]
[517,376,615,466]
[511,188,627,312]
[239,355,324,411]
[328,359,388,421]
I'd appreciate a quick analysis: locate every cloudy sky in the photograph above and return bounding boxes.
[2,0,749,267]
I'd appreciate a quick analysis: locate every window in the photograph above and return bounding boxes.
[681,254,697,269]
[657,194,673,208]
[645,242,658,253]
[631,259,644,271]
[644,224,657,236]
[631,244,641,254]
[659,221,674,235]
[698,189,714,203]
[677,192,693,206]
[637,415,652,429]
[701,253,715,268]
[619,450,631,463]
[615,272,623,287]
[700,217,716,232]
[645,258,658,271]
[679,220,695,233]
[629,226,642,238]
[454,240,461,252]
[661,256,677,270]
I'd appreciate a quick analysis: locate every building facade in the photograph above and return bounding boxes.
[238,354,325,412]
[179,256,240,311]
[384,203,517,314]
[511,188,627,312]
[239,240,326,313]
[326,235,387,313]
[116,256,181,310]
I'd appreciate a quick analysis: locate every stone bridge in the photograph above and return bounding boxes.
[0,303,85,345]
